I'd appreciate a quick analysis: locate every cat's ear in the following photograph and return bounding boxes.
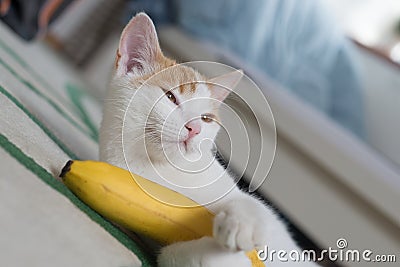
[208,70,243,102]
[116,13,162,76]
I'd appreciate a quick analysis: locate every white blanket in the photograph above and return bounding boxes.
[0,22,144,267]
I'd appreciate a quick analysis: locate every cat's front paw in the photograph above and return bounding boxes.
[158,237,251,267]
[213,199,271,251]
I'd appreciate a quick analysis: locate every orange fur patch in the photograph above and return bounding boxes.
[130,53,208,96]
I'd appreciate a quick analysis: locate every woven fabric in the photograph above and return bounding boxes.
[0,22,155,267]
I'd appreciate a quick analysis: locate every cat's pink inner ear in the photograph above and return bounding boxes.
[208,70,244,102]
[117,13,161,75]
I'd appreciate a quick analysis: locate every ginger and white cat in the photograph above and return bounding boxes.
[100,13,319,267]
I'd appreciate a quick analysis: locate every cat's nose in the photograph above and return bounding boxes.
[185,121,201,139]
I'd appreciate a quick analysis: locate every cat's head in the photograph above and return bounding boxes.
[112,13,242,164]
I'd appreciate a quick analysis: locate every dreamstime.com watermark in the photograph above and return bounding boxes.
[257,238,397,263]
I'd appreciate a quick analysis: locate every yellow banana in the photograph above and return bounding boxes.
[60,160,264,266]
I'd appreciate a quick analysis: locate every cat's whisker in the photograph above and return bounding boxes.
[123,133,145,146]
[102,98,127,101]
[144,119,181,131]
[145,127,182,139]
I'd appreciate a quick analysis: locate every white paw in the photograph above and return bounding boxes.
[158,237,251,267]
[213,199,270,251]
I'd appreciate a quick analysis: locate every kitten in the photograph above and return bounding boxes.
[100,13,319,267]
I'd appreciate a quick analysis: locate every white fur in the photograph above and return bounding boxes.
[100,13,320,267]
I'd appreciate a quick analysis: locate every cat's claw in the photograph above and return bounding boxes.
[213,199,270,251]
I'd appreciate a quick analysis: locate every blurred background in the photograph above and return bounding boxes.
[6,0,398,168]
[1,0,400,266]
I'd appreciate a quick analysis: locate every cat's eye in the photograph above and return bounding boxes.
[201,113,215,123]
[165,91,177,104]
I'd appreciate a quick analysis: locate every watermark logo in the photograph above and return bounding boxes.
[257,238,397,263]
[336,238,348,249]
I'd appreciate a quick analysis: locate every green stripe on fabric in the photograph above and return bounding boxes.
[0,38,66,102]
[0,57,97,142]
[0,38,26,67]
[66,83,99,141]
[0,38,69,109]
[0,134,155,267]
[0,84,77,159]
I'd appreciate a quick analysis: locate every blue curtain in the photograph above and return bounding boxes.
[126,0,365,137]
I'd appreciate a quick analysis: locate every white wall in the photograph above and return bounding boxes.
[325,0,400,46]
[356,48,400,167]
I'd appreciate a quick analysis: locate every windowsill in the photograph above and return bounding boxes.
[352,38,400,70]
